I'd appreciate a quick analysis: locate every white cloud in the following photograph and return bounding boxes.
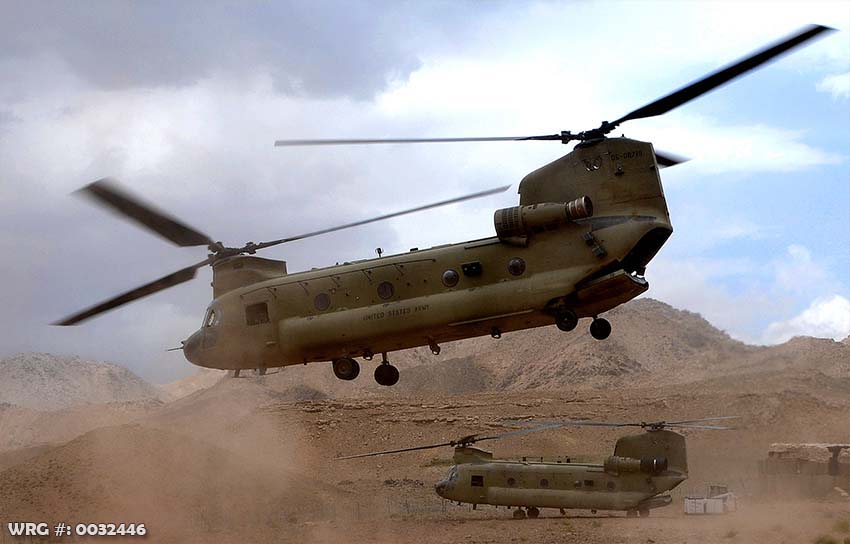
[773,244,830,295]
[817,72,850,100]
[763,294,850,343]
[647,243,849,344]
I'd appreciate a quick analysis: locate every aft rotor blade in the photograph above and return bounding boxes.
[252,185,510,251]
[663,424,737,430]
[525,420,638,429]
[336,441,457,460]
[275,135,564,146]
[78,178,213,247]
[655,150,688,168]
[53,258,210,325]
[666,416,740,425]
[612,24,835,127]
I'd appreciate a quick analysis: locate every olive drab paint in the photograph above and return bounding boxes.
[183,138,672,372]
[434,430,688,516]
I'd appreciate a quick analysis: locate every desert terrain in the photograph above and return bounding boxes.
[1,299,848,543]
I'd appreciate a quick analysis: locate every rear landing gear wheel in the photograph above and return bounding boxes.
[555,310,578,332]
[639,509,650,518]
[626,510,638,518]
[332,358,360,381]
[527,507,540,518]
[590,317,611,340]
[513,508,526,519]
[374,363,399,386]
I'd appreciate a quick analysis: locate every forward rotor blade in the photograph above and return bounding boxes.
[612,24,834,127]
[655,150,688,168]
[336,441,457,460]
[53,258,210,325]
[252,185,510,251]
[337,423,560,460]
[275,135,563,146]
[474,423,564,442]
[78,178,213,247]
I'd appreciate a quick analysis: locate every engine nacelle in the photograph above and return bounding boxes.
[603,455,668,475]
[494,196,592,243]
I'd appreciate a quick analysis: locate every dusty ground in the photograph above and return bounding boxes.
[1,380,848,543]
[1,303,848,543]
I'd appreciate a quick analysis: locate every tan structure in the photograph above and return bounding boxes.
[758,443,850,498]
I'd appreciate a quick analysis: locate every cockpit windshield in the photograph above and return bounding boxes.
[448,466,459,482]
[203,307,219,328]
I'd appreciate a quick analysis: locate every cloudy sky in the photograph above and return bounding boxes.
[1,1,848,383]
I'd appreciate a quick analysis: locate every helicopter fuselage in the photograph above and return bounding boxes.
[434,430,688,516]
[183,137,673,372]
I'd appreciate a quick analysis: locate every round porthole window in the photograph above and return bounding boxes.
[540,478,549,488]
[507,477,516,487]
[377,281,394,300]
[441,269,459,287]
[314,293,331,311]
[508,257,526,276]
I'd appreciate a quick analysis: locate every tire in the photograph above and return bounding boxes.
[332,358,360,380]
[374,364,400,386]
[555,310,578,332]
[590,318,612,340]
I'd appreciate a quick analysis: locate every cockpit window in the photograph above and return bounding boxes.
[448,466,459,482]
[245,302,270,326]
[203,308,218,328]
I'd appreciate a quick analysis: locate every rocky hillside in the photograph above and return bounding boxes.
[0,353,166,410]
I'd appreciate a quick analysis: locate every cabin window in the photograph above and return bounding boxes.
[471,475,484,487]
[377,281,394,300]
[507,257,526,276]
[204,308,217,328]
[573,480,582,488]
[506,477,516,487]
[583,480,594,488]
[314,293,331,311]
[245,303,269,326]
[441,269,459,287]
[540,478,549,488]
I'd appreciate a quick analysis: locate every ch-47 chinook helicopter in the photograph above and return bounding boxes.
[339,417,738,518]
[56,26,832,386]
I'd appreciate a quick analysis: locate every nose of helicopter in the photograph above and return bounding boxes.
[182,330,203,364]
[434,480,449,498]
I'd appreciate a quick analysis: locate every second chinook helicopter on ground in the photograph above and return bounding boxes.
[339,417,738,518]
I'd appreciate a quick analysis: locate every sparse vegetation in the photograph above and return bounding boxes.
[834,519,850,534]
[814,536,838,544]
[724,529,738,538]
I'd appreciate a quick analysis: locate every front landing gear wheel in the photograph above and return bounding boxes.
[527,507,540,518]
[374,363,399,386]
[555,310,578,332]
[332,358,360,381]
[639,509,650,518]
[513,508,526,519]
[590,318,611,340]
